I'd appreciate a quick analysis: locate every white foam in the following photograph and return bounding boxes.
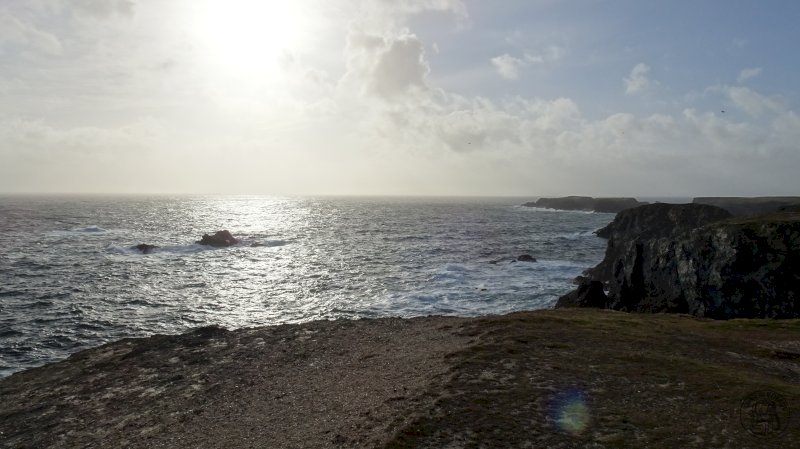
[556,230,596,240]
[517,206,598,215]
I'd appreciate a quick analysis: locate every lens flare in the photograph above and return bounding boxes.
[550,389,590,435]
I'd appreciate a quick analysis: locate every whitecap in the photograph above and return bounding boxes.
[517,206,599,215]
[74,226,107,233]
[247,239,291,248]
[444,264,468,272]
[556,230,596,240]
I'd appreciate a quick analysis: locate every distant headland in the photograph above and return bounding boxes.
[524,195,800,216]
[522,196,647,213]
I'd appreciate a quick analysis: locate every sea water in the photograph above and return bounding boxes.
[0,195,613,377]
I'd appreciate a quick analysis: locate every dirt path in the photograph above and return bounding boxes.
[2,309,799,448]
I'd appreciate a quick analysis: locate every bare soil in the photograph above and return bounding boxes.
[2,309,799,448]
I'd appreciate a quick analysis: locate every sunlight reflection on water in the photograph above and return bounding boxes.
[0,195,612,376]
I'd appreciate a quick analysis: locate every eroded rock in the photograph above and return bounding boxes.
[196,230,239,247]
[132,243,158,254]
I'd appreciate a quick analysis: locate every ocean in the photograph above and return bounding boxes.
[0,195,612,378]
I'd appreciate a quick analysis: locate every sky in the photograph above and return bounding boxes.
[1,0,798,196]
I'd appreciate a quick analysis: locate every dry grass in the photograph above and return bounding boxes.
[2,309,798,448]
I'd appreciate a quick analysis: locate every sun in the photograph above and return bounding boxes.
[191,0,307,75]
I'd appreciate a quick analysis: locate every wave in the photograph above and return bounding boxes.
[48,226,112,237]
[77,226,106,233]
[252,239,291,247]
[107,243,213,256]
[556,230,597,240]
[517,206,598,215]
[106,238,291,256]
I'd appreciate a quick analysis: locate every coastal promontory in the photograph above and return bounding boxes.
[523,196,648,213]
[1,309,798,448]
[692,196,800,216]
[558,203,800,319]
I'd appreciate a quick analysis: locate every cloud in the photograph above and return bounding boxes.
[0,11,62,55]
[0,118,174,193]
[371,34,430,97]
[491,54,526,79]
[624,63,655,95]
[388,0,467,18]
[0,118,162,156]
[709,85,784,117]
[737,67,762,83]
[1,1,798,196]
[70,0,136,18]
[352,0,467,32]
[490,46,563,80]
[342,29,431,98]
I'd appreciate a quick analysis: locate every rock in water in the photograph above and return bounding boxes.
[196,230,239,247]
[517,254,536,262]
[132,243,158,254]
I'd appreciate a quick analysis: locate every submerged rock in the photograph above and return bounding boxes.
[132,243,158,254]
[196,230,239,247]
[489,255,536,264]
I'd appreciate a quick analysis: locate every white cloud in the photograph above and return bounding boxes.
[491,54,526,79]
[371,34,430,97]
[389,0,467,18]
[624,63,655,95]
[342,28,431,98]
[490,46,563,80]
[0,11,62,55]
[70,0,136,18]
[709,85,784,117]
[737,67,762,83]
[0,1,798,196]
[350,0,468,32]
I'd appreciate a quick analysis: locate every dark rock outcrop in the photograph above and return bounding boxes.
[559,203,800,319]
[589,203,733,281]
[692,197,800,217]
[556,280,607,308]
[196,230,239,247]
[132,243,158,254]
[523,196,648,213]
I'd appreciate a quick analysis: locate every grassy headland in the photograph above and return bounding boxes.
[1,309,798,448]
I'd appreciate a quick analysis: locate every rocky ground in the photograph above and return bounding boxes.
[2,309,799,448]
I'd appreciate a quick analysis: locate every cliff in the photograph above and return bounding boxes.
[558,203,800,319]
[523,196,648,213]
[693,196,800,216]
[2,309,799,448]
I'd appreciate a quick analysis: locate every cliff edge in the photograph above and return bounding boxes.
[558,203,800,319]
[2,310,799,448]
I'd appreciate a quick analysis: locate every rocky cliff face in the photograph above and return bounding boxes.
[558,203,800,319]
[692,197,800,216]
[588,203,733,281]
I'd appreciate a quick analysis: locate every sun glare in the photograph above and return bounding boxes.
[192,0,307,76]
